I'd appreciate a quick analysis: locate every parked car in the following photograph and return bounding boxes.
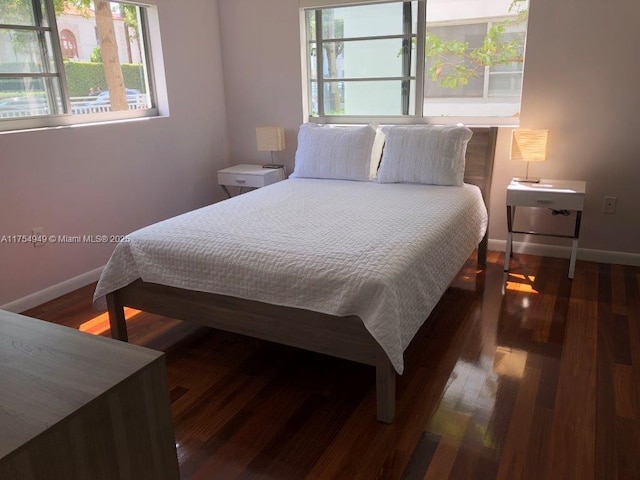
[0,96,49,113]
[83,88,142,106]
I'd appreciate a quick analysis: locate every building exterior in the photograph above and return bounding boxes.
[55,5,142,64]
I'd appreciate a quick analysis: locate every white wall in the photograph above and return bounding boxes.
[0,0,230,308]
[218,0,640,258]
[218,0,303,170]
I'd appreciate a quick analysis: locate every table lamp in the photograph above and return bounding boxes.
[510,129,548,183]
[256,126,285,169]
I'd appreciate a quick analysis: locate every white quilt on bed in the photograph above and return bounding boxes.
[94,178,487,374]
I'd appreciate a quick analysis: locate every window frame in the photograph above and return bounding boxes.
[300,0,525,126]
[0,0,161,133]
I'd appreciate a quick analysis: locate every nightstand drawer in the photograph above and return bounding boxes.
[507,190,585,210]
[217,172,269,188]
[217,164,285,198]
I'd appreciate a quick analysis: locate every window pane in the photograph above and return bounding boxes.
[488,72,522,96]
[325,38,416,80]
[0,29,57,73]
[309,80,318,116]
[488,30,525,97]
[423,0,529,118]
[489,30,526,73]
[424,23,486,98]
[325,80,415,116]
[306,9,316,40]
[0,0,36,26]
[308,41,317,80]
[322,3,415,40]
[56,1,153,115]
[0,77,63,119]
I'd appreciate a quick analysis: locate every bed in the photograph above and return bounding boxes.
[95,126,497,423]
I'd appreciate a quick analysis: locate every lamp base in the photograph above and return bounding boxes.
[263,164,284,169]
[512,176,541,183]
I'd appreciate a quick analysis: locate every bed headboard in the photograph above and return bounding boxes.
[464,127,498,203]
[463,126,498,264]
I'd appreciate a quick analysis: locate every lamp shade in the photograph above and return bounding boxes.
[256,126,286,152]
[510,129,548,162]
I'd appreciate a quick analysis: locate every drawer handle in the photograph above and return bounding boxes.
[235,178,246,184]
[536,199,553,205]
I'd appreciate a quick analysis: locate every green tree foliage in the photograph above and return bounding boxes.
[121,4,138,32]
[426,0,528,89]
[89,46,102,63]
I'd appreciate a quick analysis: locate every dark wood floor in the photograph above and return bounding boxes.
[23,252,640,479]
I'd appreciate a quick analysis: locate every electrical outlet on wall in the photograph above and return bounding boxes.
[602,196,617,214]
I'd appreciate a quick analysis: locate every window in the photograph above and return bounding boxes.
[302,0,529,124]
[60,29,77,58]
[0,0,160,131]
[306,2,418,116]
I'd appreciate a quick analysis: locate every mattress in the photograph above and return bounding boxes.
[94,178,487,374]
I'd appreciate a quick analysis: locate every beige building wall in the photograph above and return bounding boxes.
[56,12,141,64]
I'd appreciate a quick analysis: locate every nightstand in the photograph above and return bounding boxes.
[505,179,587,279]
[218,164,285,198]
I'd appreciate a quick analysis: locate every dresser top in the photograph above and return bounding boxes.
[0,310,162,459]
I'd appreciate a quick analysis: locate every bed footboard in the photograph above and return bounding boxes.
[105,281,396,423]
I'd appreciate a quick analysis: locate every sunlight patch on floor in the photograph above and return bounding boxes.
[505,273,539,294]
[79,308,141,335]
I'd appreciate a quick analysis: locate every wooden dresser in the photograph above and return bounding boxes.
[0,310,179,480]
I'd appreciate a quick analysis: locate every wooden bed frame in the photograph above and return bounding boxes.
[106,127,497,423]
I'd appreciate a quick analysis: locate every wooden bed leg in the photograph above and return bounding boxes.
[478,231,488,267]
[375,347,396,423]
[106,292,128,342]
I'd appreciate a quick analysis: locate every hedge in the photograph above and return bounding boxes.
[0,91,45,101]
[1,61,147,98]
[64,61,147,97]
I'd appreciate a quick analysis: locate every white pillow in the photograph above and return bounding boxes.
[291,123,384,181]
[376,125,473,186]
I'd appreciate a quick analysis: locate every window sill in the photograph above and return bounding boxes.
[0,109,167,135]
[308,115,519,127]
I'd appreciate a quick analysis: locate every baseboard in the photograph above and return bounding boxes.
[0,266,104,314]
[488,239,640,267]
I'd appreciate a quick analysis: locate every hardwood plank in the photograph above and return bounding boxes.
[616,417,640,479]
[522,406,553,480]
[423,412,471,480]
[546,263,598,480]
[400,431,440,480]
[625,266,640,373]
[595,277,618,480]
[613,364,638,421]
[610,264,628,316]
[495,366,541,480]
